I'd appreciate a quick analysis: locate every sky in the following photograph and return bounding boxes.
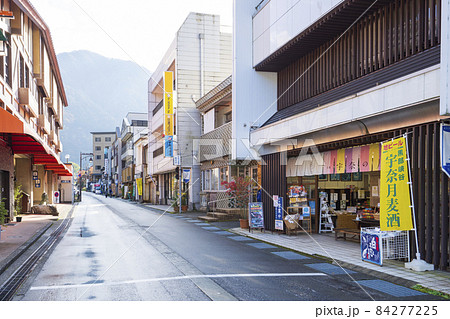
[30,0,233,72]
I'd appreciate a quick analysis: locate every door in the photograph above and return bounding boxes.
[0,170,10,217]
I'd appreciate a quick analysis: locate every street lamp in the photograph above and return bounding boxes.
[65,154,70,163]
[79,152,93,201]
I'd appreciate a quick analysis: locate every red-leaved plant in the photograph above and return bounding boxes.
[221,176,252,209]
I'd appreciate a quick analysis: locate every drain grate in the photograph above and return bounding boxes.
[271,251,309,260]
[356,280,426,297]
[305,263,356,275]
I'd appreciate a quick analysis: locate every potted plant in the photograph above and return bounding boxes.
[181,193,188,212]
[222,177,252,228]
[14,184,24,222]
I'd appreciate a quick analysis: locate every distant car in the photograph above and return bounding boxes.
[95,187,101,194]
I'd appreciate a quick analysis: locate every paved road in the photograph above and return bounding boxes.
[14,192,440,301]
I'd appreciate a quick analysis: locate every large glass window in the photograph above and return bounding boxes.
[211,168,219,190]
[220,167,228,190]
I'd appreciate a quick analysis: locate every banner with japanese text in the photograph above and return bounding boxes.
[164,71,174,157]
[136,178,143,196]
[380,137,413,231]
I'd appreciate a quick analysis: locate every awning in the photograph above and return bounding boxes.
[1,108,72,176]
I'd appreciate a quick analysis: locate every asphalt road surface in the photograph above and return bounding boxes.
[13,192,441,301]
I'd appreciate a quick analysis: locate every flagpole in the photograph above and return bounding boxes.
[404,134,420,259]
[404,134,433,271]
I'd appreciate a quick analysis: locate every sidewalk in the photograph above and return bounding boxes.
[0,204,74,272]
[230,227,450,296]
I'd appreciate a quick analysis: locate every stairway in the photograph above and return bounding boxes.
[197,208,242,222]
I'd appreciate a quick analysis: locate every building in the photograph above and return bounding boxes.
[111,127,122,197]
[148,12,232,208]
[0,0,71,220]
[120,112,148,199]
[195,75,261,215]
[133,128,148,202]
[234,0,450,270]
[91,132,115,186]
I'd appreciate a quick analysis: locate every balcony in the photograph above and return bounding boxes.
[37,114,51,135]
[152,99,163,116]
[49,129,58,145]
[56,140,63,153]
[121,148,133,161]
[199,121,232,162]
[18,87,39,118]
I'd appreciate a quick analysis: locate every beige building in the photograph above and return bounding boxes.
[91,132,115,183]
[0,0,71,219]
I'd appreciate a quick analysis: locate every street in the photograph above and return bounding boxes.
[11,192,440,301]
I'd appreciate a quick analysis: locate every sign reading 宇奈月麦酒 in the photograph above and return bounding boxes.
[380,137,413,231]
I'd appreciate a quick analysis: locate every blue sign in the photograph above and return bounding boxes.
[32,170,38,180]
[441,124,450,178]
[165,136,173,157]
[275,197,283,230]
[361,231,382,265]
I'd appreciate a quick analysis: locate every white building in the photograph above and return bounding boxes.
[148,12,232,209]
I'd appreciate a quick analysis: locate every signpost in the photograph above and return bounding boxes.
[275,197,284,231]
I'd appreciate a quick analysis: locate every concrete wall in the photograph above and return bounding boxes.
[233,0,278,161]
[14,157,33,212]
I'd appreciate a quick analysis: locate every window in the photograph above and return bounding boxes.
[105,137,112,142]
[96,155,101,160]
[95,137,101,142]
[220,167,229,190]
[95,165,101,170]
[131,120,148,127]
[95,146,101,151]
[225,112,232,124]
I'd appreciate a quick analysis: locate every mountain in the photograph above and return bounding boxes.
[56,50,150,164]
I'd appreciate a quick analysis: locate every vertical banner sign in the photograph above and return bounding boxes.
[164,71,174,157]
[441,124,450,178]
[380,137,413,231]
[249,202,264,229]
[164,136,173,157]
[136,178,143,196]
[275,197,283,231]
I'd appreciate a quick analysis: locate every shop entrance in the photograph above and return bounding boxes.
[0,170,10,218]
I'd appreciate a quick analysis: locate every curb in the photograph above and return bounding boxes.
[0,222,53,276]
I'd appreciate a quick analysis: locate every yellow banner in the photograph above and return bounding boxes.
[380,137,413,231]
[164,71,174,115]
[369,143,381,171]
[336,148,346,174]
[136,178,143,196]
[164,114,174,136]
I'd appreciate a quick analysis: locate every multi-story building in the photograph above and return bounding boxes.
[148,12,232,208]
[133,128,148,202]
[0,0,71,219]
[91,132,115,185]
[195,75,261,215]
[235,0,450,270]
[111,127,122,197]
[120,112,148,199]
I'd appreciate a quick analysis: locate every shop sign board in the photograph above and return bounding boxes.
[32,170,38,180]
[164,136,173,157]
[136,178,143,196]
[275,197,283,231]
[361,230,382,265]
[441,124,450,178]
[380,137,413,231]
[35,179,41,188]
[249,202,264,229]
[183,169,191,183]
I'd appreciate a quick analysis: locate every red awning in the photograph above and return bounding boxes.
[1,108,72,176]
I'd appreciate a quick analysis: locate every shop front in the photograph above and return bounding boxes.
[260,122,449,270]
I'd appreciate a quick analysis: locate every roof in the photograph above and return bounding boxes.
[195,75,232,113]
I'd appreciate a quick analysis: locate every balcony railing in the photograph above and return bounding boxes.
[199,121,232,162]
[37,113,51,134]
[153,99,163,116]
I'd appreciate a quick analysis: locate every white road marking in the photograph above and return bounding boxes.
[30,272,327,291]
